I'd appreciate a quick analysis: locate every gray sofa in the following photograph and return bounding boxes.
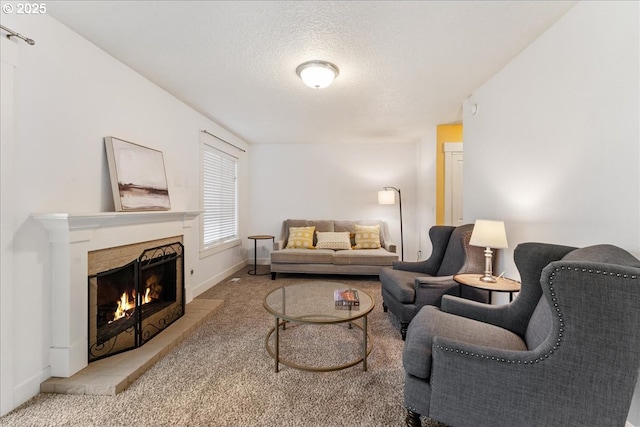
[270,219,399,279]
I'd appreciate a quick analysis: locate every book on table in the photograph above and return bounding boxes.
[334,289,360,310]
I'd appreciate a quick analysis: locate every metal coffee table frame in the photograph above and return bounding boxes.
[263,282,374,373]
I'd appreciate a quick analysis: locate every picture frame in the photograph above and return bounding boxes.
[104,136,171,212]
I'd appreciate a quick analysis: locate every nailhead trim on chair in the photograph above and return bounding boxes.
[434,267,637,364]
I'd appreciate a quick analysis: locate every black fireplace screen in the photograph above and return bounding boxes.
[88,241,184,362]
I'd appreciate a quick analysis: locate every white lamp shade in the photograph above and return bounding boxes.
[378,190,396,205]
[469,220,508,249]
[296,61,339,89]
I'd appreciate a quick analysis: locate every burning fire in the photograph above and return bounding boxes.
[111,288,153,323]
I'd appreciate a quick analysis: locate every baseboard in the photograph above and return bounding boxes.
[189,260,248,301]
[13,365,50,411]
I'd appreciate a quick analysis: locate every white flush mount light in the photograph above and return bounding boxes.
[296,60,339,89]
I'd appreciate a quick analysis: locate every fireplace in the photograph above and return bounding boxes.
[33,210,200,377]
[88,238,184,362]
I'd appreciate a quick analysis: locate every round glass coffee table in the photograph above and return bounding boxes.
[263,281,374,373]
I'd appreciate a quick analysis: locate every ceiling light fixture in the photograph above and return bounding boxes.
[296,60,339,89]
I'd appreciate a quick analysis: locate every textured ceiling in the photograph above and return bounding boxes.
[46,1,577,145]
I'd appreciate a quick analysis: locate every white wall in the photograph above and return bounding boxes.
[416,129,438,259]
[462,2,639,424]
[1,35,18,418]
[248,142,420,262]
[0,12,249,415]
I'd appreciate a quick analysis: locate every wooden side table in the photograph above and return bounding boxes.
[453,273,521,304]
[248,235,274,276]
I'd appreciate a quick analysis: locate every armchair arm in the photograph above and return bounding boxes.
[413,276,459,308]
[433,334,541,365]
[440,295,512,329]
[273,239,285,251]
[392,260,433,273]
[428,335,552,426]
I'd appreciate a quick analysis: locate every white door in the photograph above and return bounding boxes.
[444,143,464,226]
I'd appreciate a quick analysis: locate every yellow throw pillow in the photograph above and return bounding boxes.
[354,224,381,249]
[286,226,315,249]
[315,231,352,250]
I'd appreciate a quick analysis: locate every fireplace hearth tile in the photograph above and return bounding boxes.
[40,298,223,396]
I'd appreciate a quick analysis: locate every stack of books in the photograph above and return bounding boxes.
[334,289,360,310]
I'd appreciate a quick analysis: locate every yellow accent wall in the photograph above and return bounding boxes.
[436,123,463,225]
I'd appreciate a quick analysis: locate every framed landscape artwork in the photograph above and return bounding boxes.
[104,136,171,211]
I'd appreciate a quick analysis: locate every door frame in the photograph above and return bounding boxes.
[443,142,463,226]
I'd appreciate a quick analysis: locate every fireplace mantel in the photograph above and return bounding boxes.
[33,210,201,378]
[33,210,201,234]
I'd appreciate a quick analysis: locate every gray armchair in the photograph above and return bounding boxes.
[403,242,640,427]
[379,224,487,339]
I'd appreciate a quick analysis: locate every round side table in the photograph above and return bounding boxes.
[453,273,521,304]
[248,235,274,275]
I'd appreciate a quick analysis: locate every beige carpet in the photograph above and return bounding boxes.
[1,268,445,427]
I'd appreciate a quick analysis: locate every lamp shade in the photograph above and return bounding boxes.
[296,60,339,89]
[469,220,508,249]
[378,190,396,205]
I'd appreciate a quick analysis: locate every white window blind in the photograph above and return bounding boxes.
[202,144,238,249]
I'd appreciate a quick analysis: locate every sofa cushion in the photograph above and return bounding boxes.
[333,248,397,266]
[285,226,315,249]
[284,219,334,246]
[315,231,351,250]
[404,306,527,380]
[334,220,386,248]
[271,248,335,264]
[354,224,381,249]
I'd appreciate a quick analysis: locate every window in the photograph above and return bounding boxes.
[201,142,238,254]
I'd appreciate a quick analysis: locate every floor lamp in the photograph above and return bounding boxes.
[378,186,403,261]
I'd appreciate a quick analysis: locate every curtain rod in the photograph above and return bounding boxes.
[200,129,246,153]
[0,25,36,45]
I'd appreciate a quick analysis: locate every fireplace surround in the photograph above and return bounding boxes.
[33,211,200,377]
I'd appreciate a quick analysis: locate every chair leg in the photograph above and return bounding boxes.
[405,409,421,427]
[382,302,388,312]
[401,323,409,340]
[271,272,276,280]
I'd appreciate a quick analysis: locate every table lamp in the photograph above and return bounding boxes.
[469,219,508,283]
